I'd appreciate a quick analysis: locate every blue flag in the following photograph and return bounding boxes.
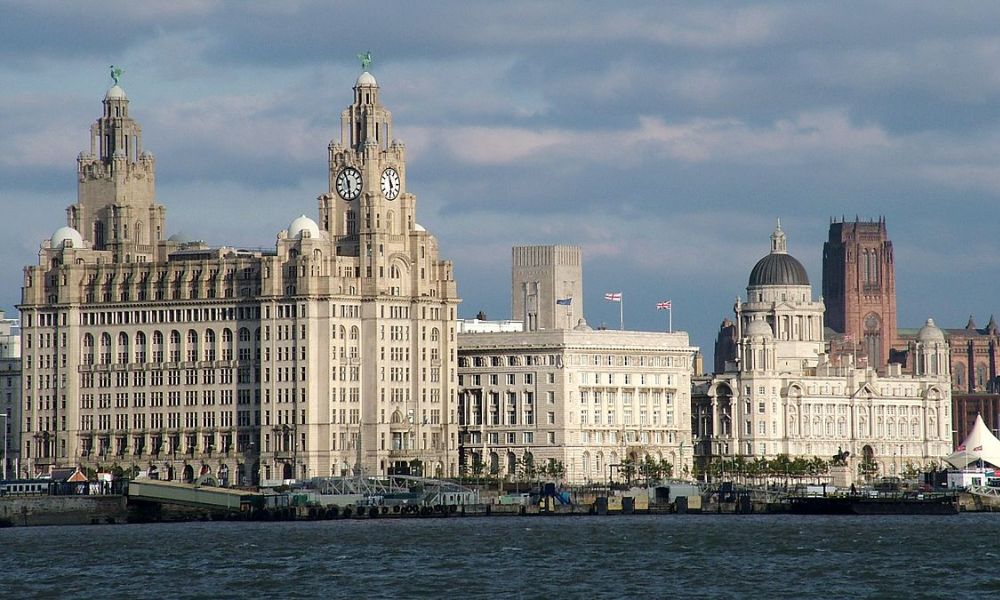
[556,298,572,305]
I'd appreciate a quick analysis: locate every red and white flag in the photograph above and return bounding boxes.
[656,301,672,310]
[957,444,966,451]
[604,292,622,302]
[843,334,854,342]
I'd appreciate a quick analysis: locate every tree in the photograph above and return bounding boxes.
[517,454,537,481]
[807,457,829,484]
[471,454,485,477]
[541,459,566,481]
[858,457,879,481]
[618,457,638,484]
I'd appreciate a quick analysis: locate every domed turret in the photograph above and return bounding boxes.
[51,226,85,249]
[745,318,773,338]
[288,215,321,239]
[104,84,126,100]
[356,71,377,87]
[917,318,946,343]
[748,220,809,286]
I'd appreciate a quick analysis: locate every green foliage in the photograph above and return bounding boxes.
[707,454,833,486]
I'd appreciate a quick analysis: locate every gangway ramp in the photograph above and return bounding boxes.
[127,480,263,512]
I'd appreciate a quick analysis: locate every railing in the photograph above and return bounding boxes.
[966,485,1000,497]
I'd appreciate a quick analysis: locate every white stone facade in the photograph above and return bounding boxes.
[18,71,460,482]
[0,309,20,479]
[458,328,698,484]
[694,224,952,480]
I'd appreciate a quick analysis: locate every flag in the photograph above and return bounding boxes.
[957,444,966,451]
[604,292,622,302]
[974,445,983,451]
[656,301,672,310]
[556,298,572,306]
[843,334,854,342]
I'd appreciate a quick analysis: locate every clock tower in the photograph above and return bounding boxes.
[298,65,460,478]
[319,70,413,253]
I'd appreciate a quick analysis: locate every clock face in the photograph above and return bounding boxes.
[336,167,363,200]
[380,167,401,200]
[864,314,880,331]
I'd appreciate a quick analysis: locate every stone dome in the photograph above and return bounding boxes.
[573,318,593,332]
[51,226,85,249]
[917,318,946,343]
[748,220,809,287]
[745,318,773,338]
[288,215,321,239]
[748,253,810,287]
[356,71,377,87]
[105,84,126,100]
[168,232,191,244]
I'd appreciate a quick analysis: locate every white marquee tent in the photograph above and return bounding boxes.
[946,414,1000,469]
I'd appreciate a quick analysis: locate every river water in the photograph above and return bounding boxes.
[2,514,998,598]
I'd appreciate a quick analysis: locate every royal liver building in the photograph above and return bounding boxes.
[19,67,460,483]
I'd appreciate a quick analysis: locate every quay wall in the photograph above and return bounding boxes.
[0,496,127,527]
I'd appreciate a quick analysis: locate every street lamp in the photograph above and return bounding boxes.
[0,413,7,481]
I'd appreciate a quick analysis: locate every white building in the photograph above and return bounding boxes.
[458,244,699,484]
[458,325,698,484]
[693,223,953,481]
[18,67,460,482]
[0,308,20,479]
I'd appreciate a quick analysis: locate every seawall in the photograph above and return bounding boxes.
[0,496,127,527]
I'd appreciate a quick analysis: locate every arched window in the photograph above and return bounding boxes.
[135,332,146,363]
[117,332,129,364]
[82,333,95,365]
[977,364,988,389]
[222,329,233,361]
[100,333,112,364]
[350,326,359,340]
[430,328,440,342]
[152,331,164,363]
[204,329,216,361]
[186,330,199,362]
[169,330,181,362]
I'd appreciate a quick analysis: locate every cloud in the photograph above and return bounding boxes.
[403,108,891,169]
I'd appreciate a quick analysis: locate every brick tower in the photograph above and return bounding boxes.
[822,217,897,368]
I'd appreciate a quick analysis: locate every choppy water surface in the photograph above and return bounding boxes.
[2,515,998,598]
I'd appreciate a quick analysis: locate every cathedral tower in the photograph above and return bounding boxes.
[822,217,897,369]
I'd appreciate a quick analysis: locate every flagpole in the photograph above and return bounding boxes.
[620,294,624,331]
[669,306,673,333]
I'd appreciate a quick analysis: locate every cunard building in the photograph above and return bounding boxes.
[18,66,460,483]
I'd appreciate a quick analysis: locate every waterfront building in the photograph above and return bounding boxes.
[458,326,697,484]
[458,246,698,484]
[18,68,460,482]
[694,223,953,481]
[0,309,21,479]
[898,315,1000,447]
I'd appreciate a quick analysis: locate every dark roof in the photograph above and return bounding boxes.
[748,252,809,287]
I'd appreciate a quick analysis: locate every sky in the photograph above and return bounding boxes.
[2,0,1000,361]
